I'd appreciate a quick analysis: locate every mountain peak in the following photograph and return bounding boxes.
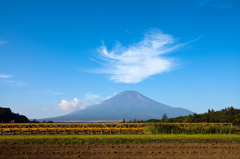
[121,90,138,94]
[103,90,146,104]
[123,90,137,92]
[42,91,194,122]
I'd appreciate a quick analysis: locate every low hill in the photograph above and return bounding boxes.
[0,107,29,123]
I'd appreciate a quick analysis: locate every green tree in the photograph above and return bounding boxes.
[162,113,168,122]
[31,119,40,123]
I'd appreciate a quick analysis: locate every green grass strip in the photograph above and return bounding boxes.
[1,134,240,140]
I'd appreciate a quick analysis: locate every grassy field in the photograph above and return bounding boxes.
[1,134,240,140]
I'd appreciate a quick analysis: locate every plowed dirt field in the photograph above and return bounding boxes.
[0,143,240,159]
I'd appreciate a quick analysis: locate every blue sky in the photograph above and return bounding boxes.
[0,0,239,119]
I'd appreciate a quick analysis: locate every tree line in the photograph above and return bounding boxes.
[122,106,240,124]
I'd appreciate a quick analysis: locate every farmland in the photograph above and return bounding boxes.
[1,143,240,159]
[1,134,240,158]
[1,123,240,158]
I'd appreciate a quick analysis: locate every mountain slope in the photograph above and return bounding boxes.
[42,91,194,121]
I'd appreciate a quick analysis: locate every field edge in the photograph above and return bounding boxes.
[1,134,240,140]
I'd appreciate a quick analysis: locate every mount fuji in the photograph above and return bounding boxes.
[41,91,194,122]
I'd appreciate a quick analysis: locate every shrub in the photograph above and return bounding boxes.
[143,124,237,134]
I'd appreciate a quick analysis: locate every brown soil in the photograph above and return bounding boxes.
[1,143,240,159]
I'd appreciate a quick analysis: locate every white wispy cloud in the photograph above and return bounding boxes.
[42,108,48,110]
[1,79,29,86]
[95,29,183,84]
[104,96,112,100]
[56,98,87,111]
[0,74,29,86]
[0,74,13,78]
[85,93,100,100]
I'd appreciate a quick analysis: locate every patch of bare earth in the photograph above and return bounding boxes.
[1,143,240,159]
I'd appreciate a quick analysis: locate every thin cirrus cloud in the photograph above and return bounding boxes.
[95,29,184,84]
[5,80,29,86]
[85,93,100,100]
[0,74,13,78]
[0,74,28,86]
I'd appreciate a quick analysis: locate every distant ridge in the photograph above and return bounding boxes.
[41,91,194,122]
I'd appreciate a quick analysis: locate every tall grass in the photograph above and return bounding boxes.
[143,124,237,135]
